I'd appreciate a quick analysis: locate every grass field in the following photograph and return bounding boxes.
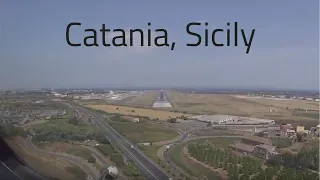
[65,166,87,180]
[65,146,95,162]
[234,95,319,110]
[108,118,179,143]
[165,91,319,122]
[32,118,95,134]
[87,104,187,120]
[96,143,126,168]
[85,90,319,124]
[169,137,240,180]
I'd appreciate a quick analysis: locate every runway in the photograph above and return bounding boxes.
[153,90,172,108]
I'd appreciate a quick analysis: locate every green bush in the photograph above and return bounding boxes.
[87,156,96,163]
[0,123,26,138]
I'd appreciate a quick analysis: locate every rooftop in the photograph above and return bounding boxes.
[242,134,272,145]
[255,144,275,152]
[230,143,255,152]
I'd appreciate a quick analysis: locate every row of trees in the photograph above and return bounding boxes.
[0,123,26,138]
[34,129,110,144]
[267,146,319,171]
[270,137,293,148]
[68,115,79,125]
[188,142,319,180]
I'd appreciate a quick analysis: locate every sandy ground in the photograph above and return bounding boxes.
[153,135,181,146]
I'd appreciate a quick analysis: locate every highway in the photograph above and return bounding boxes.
[76,105,170,180]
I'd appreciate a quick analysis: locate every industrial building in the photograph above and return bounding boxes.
[296,126,305,132]
[229,135,277,160]
[190,115,275,125]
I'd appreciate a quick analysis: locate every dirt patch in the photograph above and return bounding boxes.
[156,146,165,161]
[153,135,181,146]
[6,136,75,180]
[182,146,228,180]
[40,142,73,153]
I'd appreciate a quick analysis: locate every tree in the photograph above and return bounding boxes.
[88,156,96,163]
[95,130,110,144]
[267,154,282,166]
[296,133,304,142]
[68,116,79,125]
[167,118,177,123]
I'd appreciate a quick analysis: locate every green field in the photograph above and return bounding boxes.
[65,165,87,180]
[65,146,96,163]
[292,112,319,120]
[96,144,126,168]
[139,145,161,162]
[33,118,94,133]
[32,117,96,142]
[109,118,179,143]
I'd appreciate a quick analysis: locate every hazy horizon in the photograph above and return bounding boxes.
[2,85,319,93]
[0,1,319,90]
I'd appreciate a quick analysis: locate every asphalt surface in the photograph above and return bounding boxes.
[76,105,170,180]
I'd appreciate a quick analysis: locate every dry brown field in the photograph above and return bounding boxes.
[165,91,319,121]
[87,104,188,120]
[86,90,318,123]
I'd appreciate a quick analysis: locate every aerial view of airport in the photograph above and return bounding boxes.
[1,1,319,180]
[0,88,319,180]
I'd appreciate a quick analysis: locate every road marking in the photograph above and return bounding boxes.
[88,111,161,180]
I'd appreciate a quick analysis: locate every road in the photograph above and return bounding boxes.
[25,136,99,180]
[76,105,170,180]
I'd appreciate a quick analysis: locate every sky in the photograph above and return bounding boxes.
[0,0,319,90]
